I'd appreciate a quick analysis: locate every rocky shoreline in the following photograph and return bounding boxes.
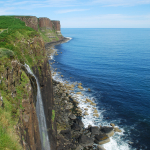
[46,39,122,150]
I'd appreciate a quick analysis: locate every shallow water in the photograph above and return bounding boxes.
[50,28,150,150]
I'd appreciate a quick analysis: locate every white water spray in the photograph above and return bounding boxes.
[24,64,50,150]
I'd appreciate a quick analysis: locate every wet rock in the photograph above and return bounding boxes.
[79,134,94,147]
[84,111,89,116]
[76,92,82,95]
[88,88,91,91]
[86,98,92,103]
[110,123,115,127]
[97,145,106,150]
[93,113,99,117]
[114,127,122,133]
[100,126,114,137]
[69,114,77,120]
[94,109,98,113]
[94,133,110,145]
[78,85,83,89]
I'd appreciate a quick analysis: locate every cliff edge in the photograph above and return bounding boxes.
[0,16,62,150]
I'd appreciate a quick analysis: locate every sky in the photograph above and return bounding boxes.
[0,0,150,28]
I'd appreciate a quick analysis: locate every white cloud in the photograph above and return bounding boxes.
[55,8,90,14]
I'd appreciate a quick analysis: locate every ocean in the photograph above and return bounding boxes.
[50,28,150,150]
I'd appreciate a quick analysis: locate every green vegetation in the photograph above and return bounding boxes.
[52,109,55,122]
[0,16,49,150]
[0,48,14,59]
[0,65,30,149]
[0,15,60,149]
[0,16,45,68]
[38,27,60,43]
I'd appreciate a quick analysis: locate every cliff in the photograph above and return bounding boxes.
[15,16,61,32]
[0,16,61,150]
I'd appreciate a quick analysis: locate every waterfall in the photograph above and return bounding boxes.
[24,64,50,150]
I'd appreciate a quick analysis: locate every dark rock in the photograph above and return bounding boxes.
[95,133,109,141]
[90,126,99,135]
[94,138,110,145]
[74,118,84,128]
[71,123,82,131]
[79,134,94,147]
[60,129,71,139]
[100,126,114,137]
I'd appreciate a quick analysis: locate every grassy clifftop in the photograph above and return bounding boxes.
[0,16,58,150]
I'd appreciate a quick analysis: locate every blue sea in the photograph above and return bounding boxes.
[50,28,150,150]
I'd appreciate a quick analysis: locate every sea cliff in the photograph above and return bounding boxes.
[0,16,122,150]
[0,15,65,150]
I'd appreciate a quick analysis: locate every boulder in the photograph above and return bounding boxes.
[95,138,110,145]
[94,134,110,145]
[84,111,89,116]
[90,126,100,135]
[69,114,76,120]
[93,113,99,117]
[94,109,98,113]
[78,85,83,89]
[100,126,114,137]
[114,127,122,133]
[86,98,92,103]
[76,92,82,95]
[110,123,115,127]
[97,145,106,150]
[60,129,71,139]
[95,133,109,141]
[79,135,94,147]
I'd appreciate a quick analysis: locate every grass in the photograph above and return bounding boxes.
[0,58,30,149]
[0,15,60,149]
[52,109,55,122]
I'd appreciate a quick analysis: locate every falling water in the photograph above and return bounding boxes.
[24,64,50,150]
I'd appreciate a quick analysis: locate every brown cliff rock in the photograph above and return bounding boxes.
[33,59,57,150]
[15,16,38,31]
[51,20,61,31]
[39,17,53,29]
[1,61,41,150]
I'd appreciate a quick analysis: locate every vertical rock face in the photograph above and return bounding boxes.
[16,16,61,32]
[33,59,57,150]
[15,16,38,31]
[1,61,41,150]
[39,17,53,29]
[51,20,61,31]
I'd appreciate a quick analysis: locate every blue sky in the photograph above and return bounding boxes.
[0,0,150,28]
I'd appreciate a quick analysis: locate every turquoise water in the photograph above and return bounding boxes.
[51,28,150,150]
